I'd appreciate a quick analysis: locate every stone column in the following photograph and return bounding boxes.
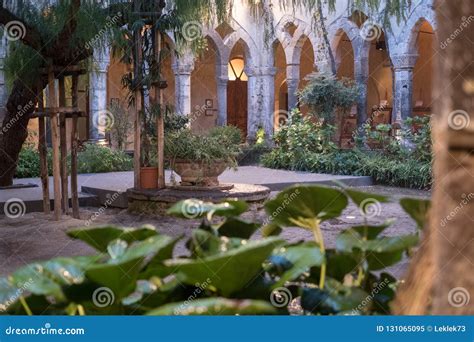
[354,55,369,127]
[216,64,228,126]
[172,53,195,117]
[246,66,276,143]
[286,64,300,110]
[392,54,418,123]
[89,45,110,142]
[0,35,8,123]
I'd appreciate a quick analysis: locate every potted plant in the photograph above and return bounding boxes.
[165,126,242,186]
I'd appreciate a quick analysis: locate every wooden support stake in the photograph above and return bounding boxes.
[48,69,61,221]
[155,31,165,189]
[133,25,142,189]
[71,75,80,219]
[58,76,69,214]
[37,81,50,214]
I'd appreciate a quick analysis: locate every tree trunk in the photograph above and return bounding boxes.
[394,0,474,314]
[0,80,40,186]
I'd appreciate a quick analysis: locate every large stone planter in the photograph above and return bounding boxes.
[171,159,228,186]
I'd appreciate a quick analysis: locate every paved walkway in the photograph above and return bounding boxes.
[1,167,372,213]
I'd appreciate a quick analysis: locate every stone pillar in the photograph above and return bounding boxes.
[89,45,110,142]
[216,64,228,126]
[246,66,276,143]
[286,64,300,110]
[392,54,418,123]
[172,53,195,117]
[0,35,8,123]
[354,55,369,126]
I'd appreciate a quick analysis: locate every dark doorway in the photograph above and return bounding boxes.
[227,57,248,138]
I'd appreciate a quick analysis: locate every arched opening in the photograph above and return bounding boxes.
[190,36,219,133]
[412,20,435,118]
[335,30,356,148]
[367,30,393,127]
[298,36,315,99]
[227,39,249,138]
[273,39,287,130]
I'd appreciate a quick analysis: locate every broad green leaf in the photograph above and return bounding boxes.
[113,235,177,265]
[310,251,359,282]
[86,258,144,299]
[351,220,395,240]
[366,251,404,270]
[264,186,348,229]
[336,229,418,254]
[0,278,18,311]
[343,189,389,207]
[187,229,221,257]
[261,223,282,237]
[43,258,87,285]
[216,217,260,239]
[301,283,368,314]
[167,200,248,219]
[272,242,325,287]
[165,237,283,296]
[400,198,431,229]
[11,264,62,297]
[67,226,159,252]
[108,239,128,260]
[147,298,278,315]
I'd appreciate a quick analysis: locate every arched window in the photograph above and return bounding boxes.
[228,57,248,81]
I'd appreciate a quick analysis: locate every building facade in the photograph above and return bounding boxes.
[0,0,437,147]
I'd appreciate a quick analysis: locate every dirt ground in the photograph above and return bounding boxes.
[0,186,430,278]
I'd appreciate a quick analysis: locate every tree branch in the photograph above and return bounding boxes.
[0,5,43,51]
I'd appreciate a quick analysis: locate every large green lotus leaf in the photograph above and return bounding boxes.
[187,229,221,257]
[301,283,368,314]
[167,200,248,219]
[343,189,389,207]
[265,186,348,229]
[165,237,283,296]
[0,277,18,310]
[67,225,159,252]
[366,251,404,270]
[86,258,144,299]
[400,198,431,229]
[336,229,418,254]
[147,298,278,315]
[43,258,89,285]
[272,242,325,287]
[112,235,177,265]
[350,220,395,240]
[11,264,62,297]
[216,217,260,239]
[309,250,359,282]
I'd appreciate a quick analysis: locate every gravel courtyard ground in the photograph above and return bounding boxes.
[0,186,430,278]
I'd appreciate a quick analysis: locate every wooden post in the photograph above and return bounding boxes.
[133,23,142,189]
[48,69,61,220]
[70,74,80,219]
[58,76,69,214]
[155,31,166,189]
[37,80,50,214]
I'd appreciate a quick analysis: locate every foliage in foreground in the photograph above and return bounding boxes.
[16,144,133,178]
[0,185,430,315]
[262,111,432,189]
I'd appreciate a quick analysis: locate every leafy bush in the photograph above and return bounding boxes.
[298,72,360,122]
[15,144,133,178]
[77,144,133,174]
[262,115,433,190]
[0,185,429,316]
[165,126,242,167]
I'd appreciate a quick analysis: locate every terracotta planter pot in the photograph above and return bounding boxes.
[172,160,228,186]
[140,167,158,189]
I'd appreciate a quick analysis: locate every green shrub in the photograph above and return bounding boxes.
[77,143,133,174]
[15,144,133,178]
[262,115,433,190]
[165,126,242,167]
